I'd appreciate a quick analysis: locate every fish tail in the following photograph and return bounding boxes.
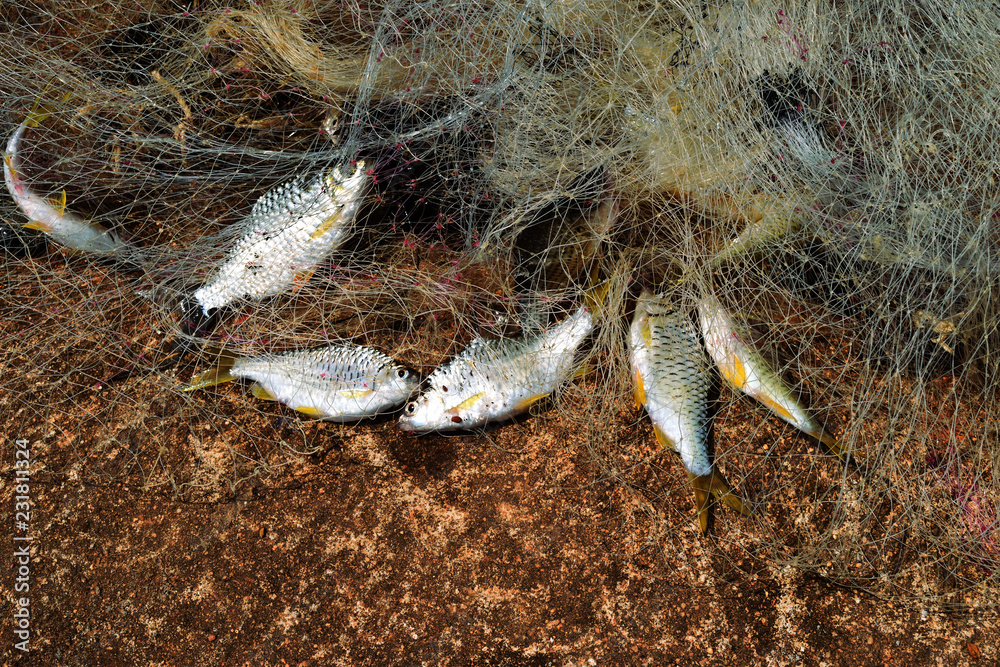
[690,481,711,535]
[688,467,752,534]
[708,213,800,268]
[811,427,863,465]
[578,197,616,319]
[24,83,72,129]
[581,262,611,320]
[181,348,240,391]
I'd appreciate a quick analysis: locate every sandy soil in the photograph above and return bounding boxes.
[2,305,996,665]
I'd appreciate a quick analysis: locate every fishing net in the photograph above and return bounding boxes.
[2,0,999,608]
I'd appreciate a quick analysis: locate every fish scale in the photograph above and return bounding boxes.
[5,110,126,255]
[696,293,847,460]
[630,291,751,533]
[192,161,368,315]
[630,295,713,476]
[184,342,419,421]
[398,306,594,432]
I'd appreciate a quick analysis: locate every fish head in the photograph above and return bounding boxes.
[397,390,449,433]
[330,160,368,199]
[177,294,220,336]
[191,283,223,318]
[376,363,421,406]
[397,380,485,433]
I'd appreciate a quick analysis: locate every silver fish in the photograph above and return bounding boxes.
[192,160,368,315]
[630,291,750,534]
[183,342,418,421]
[696,293,848,460]
[398,306,594,432]
[4,112,125,255]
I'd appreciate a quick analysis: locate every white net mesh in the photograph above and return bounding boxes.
[3,0,999,607]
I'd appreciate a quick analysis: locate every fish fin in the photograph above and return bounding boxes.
[633,371,646,410]
[292,268,315,292]
[182,349,239,391]
[690,468,753,519]
[24,105,54,129]
[293,405,326,417]
[689,477,711,535]
[23,221,52,232]
[757,393,794,422]
[4,154,17,179]
[250,383,277,401]
[184,366,236,391]
[811,428,859,463]
[47,190,67,216]
[339,389,375,399]
[582,278,611,321]
[639,317,653,347]
[719,354,748,390]
[24,87,72,128]
[652,424,675,451]
[573,362,593,379]
[579,230,611,320]
[514,392,550,411]
[454,391,486,411]
[310,212,343,240]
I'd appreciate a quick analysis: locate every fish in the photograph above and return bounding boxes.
[696,293,850,460]
[630,291,751,534]
[4,104,126,255]
[182,342,419,421]
[192,160,368,315]
[398,305,594,433]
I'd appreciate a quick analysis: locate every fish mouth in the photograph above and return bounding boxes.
[397,418,441,436]
[180,306,220,337]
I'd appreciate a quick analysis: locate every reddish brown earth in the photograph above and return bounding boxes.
[2,4,998,663]
[0,252,996,666]
[2,422,997,666]
[1,264,997,666]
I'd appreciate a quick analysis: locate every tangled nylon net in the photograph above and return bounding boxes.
[2,0,999,608]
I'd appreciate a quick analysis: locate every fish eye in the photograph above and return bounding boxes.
[405,402,416,414]
[395,368,409,379]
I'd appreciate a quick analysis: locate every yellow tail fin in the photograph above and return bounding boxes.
[182,348,240,392]
[581,257,611,320]
[582,280,610,320]
[688,468,752,534]
[812,428,864,465]
[24,84,72,129]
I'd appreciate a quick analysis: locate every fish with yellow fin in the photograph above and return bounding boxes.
[696,293,850,461]
[191,160,368,316]
[4,95,126,255]
[630,291,752,534]
[398,305,594,433]
[183,343,418,421]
